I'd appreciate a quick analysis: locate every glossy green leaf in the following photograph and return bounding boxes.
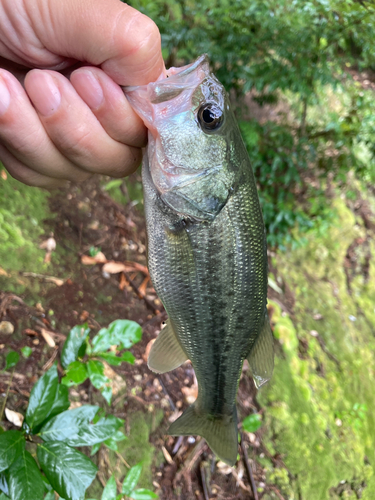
[47,384,70,421]
[0,431,25,472]
[61,324,90,369]
[103,429,126,452]
[25,365,58,431]
[8,449,45,500]
[108,320,142,349]
[100,386,112,405]
[39,405,98,443]
[91,328,112,354]
[44,492,57,500]
[87,360,105,385]
[122,463,142,496]
[37,442,97,500]
[242,413,262,433]
[66,415,122,447]
[0,472,9,496]
[4,351,19,371]
[130,489,158,500]
[98,352,135,366]
[20,347,32,359]
[61,361,88,386]
[102,475,117,500]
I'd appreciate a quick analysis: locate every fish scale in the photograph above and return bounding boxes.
[125,55,274,466]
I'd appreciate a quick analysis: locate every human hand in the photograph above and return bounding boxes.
[0,0,163,187]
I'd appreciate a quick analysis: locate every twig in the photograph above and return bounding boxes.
[240,432,258,500]
[0,368,15,422]
[42,347,59,371]
[124,272,160,314]
[115,451,130,469]
[172,436,184,455]
[200,462,210,500]
[269,485,286,500]
[158,375,176,412]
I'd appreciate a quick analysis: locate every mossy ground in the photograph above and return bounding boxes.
[259,194,375,499]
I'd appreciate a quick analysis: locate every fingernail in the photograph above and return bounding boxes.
[0,76,11,115]
[28,72,61,116]
[73,70,104,109]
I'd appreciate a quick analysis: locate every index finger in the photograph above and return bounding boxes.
[27,0,164,86]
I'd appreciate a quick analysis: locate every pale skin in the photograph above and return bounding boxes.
[0,0,164,188]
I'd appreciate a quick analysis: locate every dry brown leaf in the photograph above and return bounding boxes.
[1,169,7,180]
[0,267,8,276]
[40,329,56,347]
[162,446,174,465]
[102,261,127,274]
[81,251,107,265]
[119,272,129,291]
[22,273,65,286]
[138,276,150,296]
[125,261,149,275]
[5,408,24,427]
[23,328,38,336]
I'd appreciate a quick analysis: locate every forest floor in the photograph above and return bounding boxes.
[1,163,375,500]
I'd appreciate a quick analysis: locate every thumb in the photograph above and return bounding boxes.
[29,0,164,85]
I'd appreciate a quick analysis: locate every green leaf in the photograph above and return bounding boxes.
[39,405,99,443]
[87,360,105,387]
[108,320,142,349]
[100,386,112,405]
[20,347,32,359]
[242,413,262,433]
[4,351,19,371]
[8,449,45,500]
[130,489,158,500]
[90,443,101,456]
[0,472,9,496]
[37,442,98,500]
[122,463,142,496]
[98,352,135,366]
[0,431,25,472]
[47,384,70,421]
[44,492,57,500]
[61,324,90,370]
[25,365,58,431]
[102,475,117,500]
[91,329,112,354]
[103,179,123,191]
[103,428,127,451]
[61,361,88,386]
[0,493,9,500]
[66,415,122,447]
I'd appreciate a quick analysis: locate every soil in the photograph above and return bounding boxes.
[0,173,280,500]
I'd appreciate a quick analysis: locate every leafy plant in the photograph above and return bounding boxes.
[242,413,262,433]
[61,320,142,404]
[0,364,121,500]
[88,464,158,500]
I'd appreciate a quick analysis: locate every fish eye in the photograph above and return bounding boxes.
[197,104,224,131]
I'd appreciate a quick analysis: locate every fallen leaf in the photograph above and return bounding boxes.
[1,169,7,180]
[102,261,127,274]
[23,329,38,336]
[79,310,89,322]
[5,408,24,427]
[119,272,129,291]
[162,446,173,465]
[40,329,56,347]
[81,251,107,265]
[138,276,150,296]
[0,321,14,335]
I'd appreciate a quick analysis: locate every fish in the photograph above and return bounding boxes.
[125,55,274,466]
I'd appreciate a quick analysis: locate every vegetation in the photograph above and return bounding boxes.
[1,1,375,499]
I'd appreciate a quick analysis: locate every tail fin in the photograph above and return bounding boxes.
[168,403,238,466]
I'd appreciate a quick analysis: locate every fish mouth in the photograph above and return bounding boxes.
[123,55,211,128]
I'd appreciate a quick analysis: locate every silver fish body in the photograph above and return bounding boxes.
[125,56,273,466]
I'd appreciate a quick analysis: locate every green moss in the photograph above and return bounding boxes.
[259,197,375,499]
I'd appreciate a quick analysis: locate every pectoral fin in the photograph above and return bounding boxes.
[247,311,274,388]
[148,319,188,373]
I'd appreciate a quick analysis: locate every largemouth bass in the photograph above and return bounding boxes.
[125,55,273,466]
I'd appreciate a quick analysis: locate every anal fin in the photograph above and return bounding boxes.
[247,310,274,388]
[148,319,188,373]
